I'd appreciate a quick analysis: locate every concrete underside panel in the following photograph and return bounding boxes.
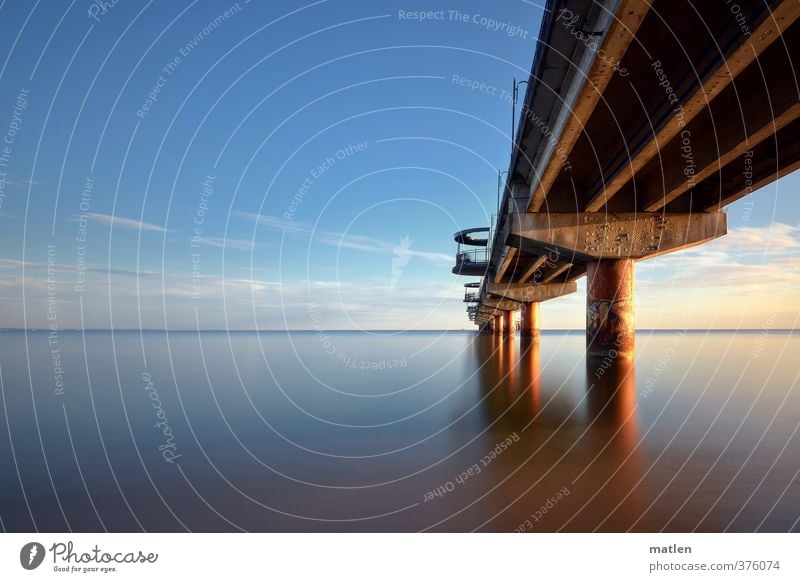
[508,212,727,261]
[486,280,577,302]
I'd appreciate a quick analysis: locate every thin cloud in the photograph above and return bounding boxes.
[239,213,312,234]
[240,212,451,263]
[196,236,255,251]
[0,258,38,269]
[638,222,800,290]
[86,267,162,277]
[4,178,46,187]
[86,213,168,233]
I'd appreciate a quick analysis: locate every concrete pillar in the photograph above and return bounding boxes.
[586,259,634,358]
[503,310,514,336]
[519,302,540,339]
[494,314,503,336]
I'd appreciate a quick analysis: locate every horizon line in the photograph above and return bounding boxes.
[3,328,797,333]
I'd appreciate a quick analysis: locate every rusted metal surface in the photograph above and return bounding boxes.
[586,259,635,357]
[494,314,504,336]
[503,311,515,337]
[519,302,540,339]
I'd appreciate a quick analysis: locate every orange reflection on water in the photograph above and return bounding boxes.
[503,336,517,387]
[586,356,639,451]
[578,355,643,530]
[519,337,541,412]
[468,337,649,531]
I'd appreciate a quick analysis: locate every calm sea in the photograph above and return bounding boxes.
[0,329,798,532]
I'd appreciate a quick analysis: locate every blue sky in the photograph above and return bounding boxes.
[0,0,798,330]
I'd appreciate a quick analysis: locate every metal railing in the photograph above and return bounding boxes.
[464,291,480,302]
[455,248,490,265]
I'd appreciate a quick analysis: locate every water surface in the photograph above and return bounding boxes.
[0,329,798,532]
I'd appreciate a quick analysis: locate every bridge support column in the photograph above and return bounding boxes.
[587,259,634,358]
[520,302,540,339]
[494,314,503,336]
[503,311,514,336]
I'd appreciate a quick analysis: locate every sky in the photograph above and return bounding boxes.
[0,0,798,331]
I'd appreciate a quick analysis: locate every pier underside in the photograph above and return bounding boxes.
[455,0,799,354]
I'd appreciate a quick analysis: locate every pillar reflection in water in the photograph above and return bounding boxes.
[586,355,639,449]
[473,334,540,431]
[469,336,646,530]
[519,337,541,412]
[502,335,516,387]
[579,355,643,529]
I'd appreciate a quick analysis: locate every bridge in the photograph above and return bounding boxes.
[453,0,800,357]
